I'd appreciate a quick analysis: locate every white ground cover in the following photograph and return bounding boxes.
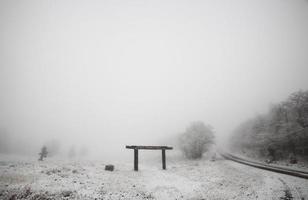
[0,153,307,200]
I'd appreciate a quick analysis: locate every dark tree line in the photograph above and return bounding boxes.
[230,90,308,163]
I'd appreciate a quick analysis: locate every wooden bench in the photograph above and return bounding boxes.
[126,145,173,171]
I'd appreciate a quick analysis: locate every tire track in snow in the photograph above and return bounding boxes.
[278,178,303,200]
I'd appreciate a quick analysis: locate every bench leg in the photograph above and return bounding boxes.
[162,149,166,169]
[134,149,138,171]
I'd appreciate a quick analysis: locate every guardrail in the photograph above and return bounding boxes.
[219,152,308,179]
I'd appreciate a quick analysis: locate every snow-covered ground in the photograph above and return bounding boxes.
[1,153,308,200]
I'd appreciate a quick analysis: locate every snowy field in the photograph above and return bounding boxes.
[1,153,308,200]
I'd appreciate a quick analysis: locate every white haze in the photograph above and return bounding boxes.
[0,0,308,161]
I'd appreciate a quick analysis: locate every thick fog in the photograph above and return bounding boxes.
[1,0,308,161]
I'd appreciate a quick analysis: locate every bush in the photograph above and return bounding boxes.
[178,121,215,159]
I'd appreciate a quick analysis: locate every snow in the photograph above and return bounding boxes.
[1,152,308,200]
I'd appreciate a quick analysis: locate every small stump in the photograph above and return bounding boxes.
[105,165,114,171]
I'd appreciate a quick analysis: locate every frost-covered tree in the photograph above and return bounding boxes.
[178,121,215,159]
[287,90,308,128]
[38,146,48,161]
[230,90,308,162]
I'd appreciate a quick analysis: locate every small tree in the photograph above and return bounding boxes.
[38,146,48,161]
[179,121,215,159]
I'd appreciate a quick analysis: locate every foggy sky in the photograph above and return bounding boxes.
[1,0,308,159]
